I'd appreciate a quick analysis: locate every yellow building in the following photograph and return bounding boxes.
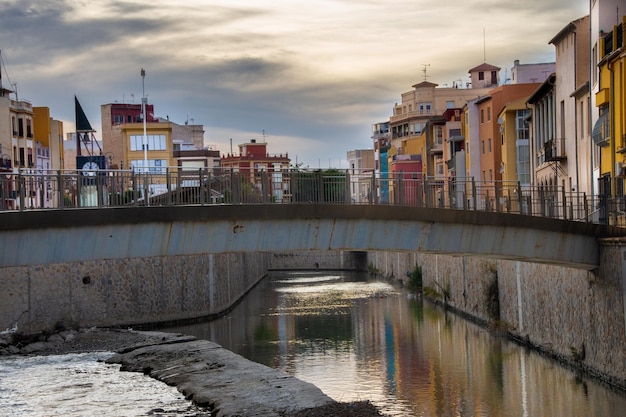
[33,107,64,171]
[119,122,175,172]
[594,15,625,200]
[498,98,531,185]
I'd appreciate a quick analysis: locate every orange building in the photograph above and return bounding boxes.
[474,83,541,184]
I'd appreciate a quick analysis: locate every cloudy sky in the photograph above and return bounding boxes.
[1,0,588,168]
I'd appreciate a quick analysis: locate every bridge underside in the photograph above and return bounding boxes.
[0,205,608,270]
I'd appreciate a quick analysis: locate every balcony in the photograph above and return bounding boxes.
[544,138,566,162]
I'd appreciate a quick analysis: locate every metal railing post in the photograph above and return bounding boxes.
[517,181,522,214]
[57,170,63,209]
[317,171,324,203]
[345,170,351,204]
[367,171,378,204]
[495,183,501,212]
[561,179,567,220]
[471,177,477,210]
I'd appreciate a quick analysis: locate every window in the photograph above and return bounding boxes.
[487,107,491,121]
[489,169,493,181]
[434,126,443,146]
[127,115,133,123]
[479,71,484,81]
[488,138,492,152]
[113,115,123,124]
[446,101,455,109]
[491,71,497,85]
[130,134,167,151]
[130,159,168,173]
[481,109,484,123]
[18,118,24,137]
[481,140,485,154]
[580,101,585,139]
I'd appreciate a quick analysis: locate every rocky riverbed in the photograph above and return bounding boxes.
[0,328,390,417]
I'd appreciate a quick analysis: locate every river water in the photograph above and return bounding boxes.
[164,270,626,417]
[2,270,626,416]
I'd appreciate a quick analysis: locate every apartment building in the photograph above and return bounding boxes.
[590,0,623,198]
[548,15,592,196]
[346,149,375,203]
[0,86,34,171]
[221,139,290,202]
[498,98,532,186]
[473,83,541,184]
[33,107,64,172]
[387,64,500,179]
[101,102,209,172]
[510,60,555,84]
[595,14,626,209]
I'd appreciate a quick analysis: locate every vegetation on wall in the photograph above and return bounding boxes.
[408,264,423,293]
[484,261,501,323]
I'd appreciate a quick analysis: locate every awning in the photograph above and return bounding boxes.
[592,113,610,146]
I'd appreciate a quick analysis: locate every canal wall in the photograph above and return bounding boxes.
[1,252,269,335]
[367,244,626,390]
[268,250,368,271]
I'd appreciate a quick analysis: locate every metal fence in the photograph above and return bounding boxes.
[0,168,623,227]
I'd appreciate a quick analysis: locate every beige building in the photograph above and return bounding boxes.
[0,86,34,171]
[548,15,591,196]
[388,64,500,178]
[346,149,375,203]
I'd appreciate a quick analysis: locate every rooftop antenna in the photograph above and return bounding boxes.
[421,64,430,81]
[262,129,266,142]
[483,28,487,63]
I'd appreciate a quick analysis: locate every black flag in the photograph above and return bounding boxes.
[75,96,94,132]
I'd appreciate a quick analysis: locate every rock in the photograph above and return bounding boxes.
[47,334,65,344]
[60,330,76,342]
[0,336,10,347]
[107,339,334,417]
[8,345,20,354]
[20,341,54,354]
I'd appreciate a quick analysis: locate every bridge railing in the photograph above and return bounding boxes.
[0,168,623,227]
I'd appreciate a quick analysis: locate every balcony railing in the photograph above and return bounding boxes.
[544,138,566,161]
[1,168,624,227]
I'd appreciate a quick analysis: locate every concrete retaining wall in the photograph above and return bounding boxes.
[268,250,368,271]
[367,245,626,389]
[1,252,269,334]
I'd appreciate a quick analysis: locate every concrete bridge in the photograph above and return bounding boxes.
[0,204,620,271]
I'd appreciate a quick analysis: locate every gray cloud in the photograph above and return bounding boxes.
[0,0,590,167]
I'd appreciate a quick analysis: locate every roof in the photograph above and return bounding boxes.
[549,15,589,45]
[468,63,501,73]
[527,73,556,104]
[411,81,438,89]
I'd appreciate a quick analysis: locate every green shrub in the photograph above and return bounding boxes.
[408,264,423,293]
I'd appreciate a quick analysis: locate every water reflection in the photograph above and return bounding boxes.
[164,271,626,417]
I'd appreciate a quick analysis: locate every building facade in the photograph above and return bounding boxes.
[595,13,625,224]
[220,139,290,202]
